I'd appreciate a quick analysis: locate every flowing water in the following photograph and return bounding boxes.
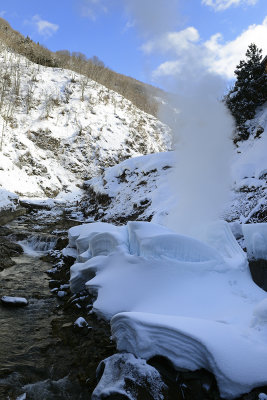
[0,208,95,400]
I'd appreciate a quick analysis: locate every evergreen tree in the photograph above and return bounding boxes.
[225,43,267,141]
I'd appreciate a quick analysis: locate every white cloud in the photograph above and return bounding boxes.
[205,16,267,78]
[149,16,267,81]
[141,27,200,54]
[31,15,59,38]
[80,0,107,20]
[202,0,258,11]
[0,11,6,18]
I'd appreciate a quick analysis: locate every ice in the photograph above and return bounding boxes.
[242,223,267,260]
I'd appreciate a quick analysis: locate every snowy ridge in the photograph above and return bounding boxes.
[0,47,171,201]
[67,220,267,398]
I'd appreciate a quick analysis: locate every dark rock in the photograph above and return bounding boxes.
[55,237,69,250]
[249,259,267,291]
[0,207,27,225]
[0,236,23,271]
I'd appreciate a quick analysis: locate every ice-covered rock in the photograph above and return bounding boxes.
[242,223,267,260]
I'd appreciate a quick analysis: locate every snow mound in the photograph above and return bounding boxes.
[68,220,267,398]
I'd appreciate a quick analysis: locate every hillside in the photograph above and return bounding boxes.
[0,47,171,202]
[0,17,162,117]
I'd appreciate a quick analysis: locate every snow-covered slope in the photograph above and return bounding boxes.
[227,104,267,224]
[81,103,267,226]
[0,48,171,200]
[81,151,174,223]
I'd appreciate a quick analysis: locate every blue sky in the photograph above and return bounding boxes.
[0,0,266,84]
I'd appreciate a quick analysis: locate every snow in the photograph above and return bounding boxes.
[92,353,166,400]
[1,296,28,306]
[0,47,171,203]
[16,394,26,400]
[68,220,267,398]
[112,313,267,399]
[81,104,267,227]
[74,317,88,328]
[0,188,18,210]
[242,223,267,260]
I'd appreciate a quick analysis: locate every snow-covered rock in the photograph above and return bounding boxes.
[92,353,167,400]
[1,296,28,306]
[74,317,88,328]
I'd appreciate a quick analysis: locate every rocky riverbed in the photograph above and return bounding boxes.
[0,205,115,400]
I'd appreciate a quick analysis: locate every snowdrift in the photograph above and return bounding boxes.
[68,220,267,398]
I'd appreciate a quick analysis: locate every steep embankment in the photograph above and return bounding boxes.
[0,48,171,203]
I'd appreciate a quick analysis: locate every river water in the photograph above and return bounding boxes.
[0,207,114,400]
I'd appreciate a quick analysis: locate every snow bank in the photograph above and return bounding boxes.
[112,312,267,399]
[0,188,18,210]
[68,220,267,398]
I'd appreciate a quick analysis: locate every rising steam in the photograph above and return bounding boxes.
[128,0,235,237]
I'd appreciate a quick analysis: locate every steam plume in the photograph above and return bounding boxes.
[126,0,234,237]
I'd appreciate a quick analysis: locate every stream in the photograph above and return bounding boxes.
[0,206,115,400]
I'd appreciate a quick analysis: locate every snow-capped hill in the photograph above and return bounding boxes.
[0,47,171,199]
